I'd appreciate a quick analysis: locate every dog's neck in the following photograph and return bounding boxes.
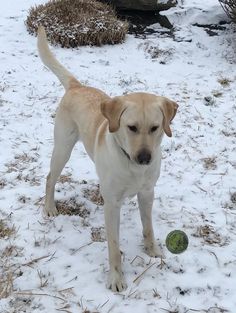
[120,147,131,160]
[112,135,131,161]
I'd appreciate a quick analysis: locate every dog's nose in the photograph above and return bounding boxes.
[136,149,151,165]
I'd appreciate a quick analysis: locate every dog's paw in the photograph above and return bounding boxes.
[107,270,127,292]
[43,206,58,217]
[144,241,165,258]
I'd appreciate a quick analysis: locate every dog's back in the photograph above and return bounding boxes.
[37,26,110,158]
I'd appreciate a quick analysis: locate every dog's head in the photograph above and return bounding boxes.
[101,92,178,165]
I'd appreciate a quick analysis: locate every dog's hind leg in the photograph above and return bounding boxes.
[44,108,78,217]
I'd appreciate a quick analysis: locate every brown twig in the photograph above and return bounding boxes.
[133,262,157,284]
[130,255,144,265]
[194,183,207,193]
[71,242,93,255]
[22,254,51,266]
[14,291,66,302]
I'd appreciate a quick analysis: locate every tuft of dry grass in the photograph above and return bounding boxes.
[0,220,15,239]
[152,288,161,298]
[56,198,90,217]
[0,271,14,299]
[83,184,104,205]
[2,245,23,258]
[5,152,38,174]
[16,173,41,186]
[193,225,229,246]
[141,41,174,63]
[212,90,223,98]
[59,174,74,184]
[37,270,49,288]
[219,0,236,23]
[0,229,19,299]
[91,227,106,242]
[25,0,128,47]
[224,192,236,210]
[14,153,37,163]
[217,77,232,87]
[202,156,217,170]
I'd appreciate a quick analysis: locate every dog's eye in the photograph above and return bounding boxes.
[128,125,138,133]
[150,125,159,133]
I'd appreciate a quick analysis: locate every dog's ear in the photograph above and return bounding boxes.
[159,98,178,137]
[101,97,126,132]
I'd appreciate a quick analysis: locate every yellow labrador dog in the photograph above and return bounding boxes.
[37,26,178,292]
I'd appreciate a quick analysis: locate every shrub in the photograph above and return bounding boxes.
[25,0,128,47]
[219,0,236,23]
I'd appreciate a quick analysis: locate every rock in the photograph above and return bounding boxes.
[204,96,215,106]
[102,0,177,11]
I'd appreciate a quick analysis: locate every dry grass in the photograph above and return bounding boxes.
[2,245,23,259]
[0,220,15,239]
[202,156,217,170]
[91,227,106,242]
[141,41,174,63]
[148,46,174,62]
[219,0,236,23]
[212,90,223,98]
[58,174,74,184]
[16,173,41,186]
[224,192,236,210]
[0,225,18,299]
[83,184,104,205]
[4,152,41,186]
[25,0,128,47]
[14,153,37,163]
[0,271,14,299]
[8,296,33,312]
[37,270,49,288]
[152,288,161,299]
[217,77,232,87]
[193,225,229,246]
[5,152,38,174]
[56,198,90,217]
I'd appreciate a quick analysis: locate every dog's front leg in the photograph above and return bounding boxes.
[138,189,164,258]
[103,199,127,292]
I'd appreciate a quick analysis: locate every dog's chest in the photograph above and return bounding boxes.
[121,166,159,198]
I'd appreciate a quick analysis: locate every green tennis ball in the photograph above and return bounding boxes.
[166,230,188,254]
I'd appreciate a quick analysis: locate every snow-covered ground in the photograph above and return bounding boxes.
[1,0,236,312]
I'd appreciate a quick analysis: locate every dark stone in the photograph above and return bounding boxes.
[102,0,177,11]
[117,9,173,38]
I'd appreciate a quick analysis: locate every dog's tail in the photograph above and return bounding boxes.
[37,26,81,90]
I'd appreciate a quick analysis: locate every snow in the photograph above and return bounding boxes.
[158,0,172,5]
[163,1,229,27]
[0,0,236,312]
